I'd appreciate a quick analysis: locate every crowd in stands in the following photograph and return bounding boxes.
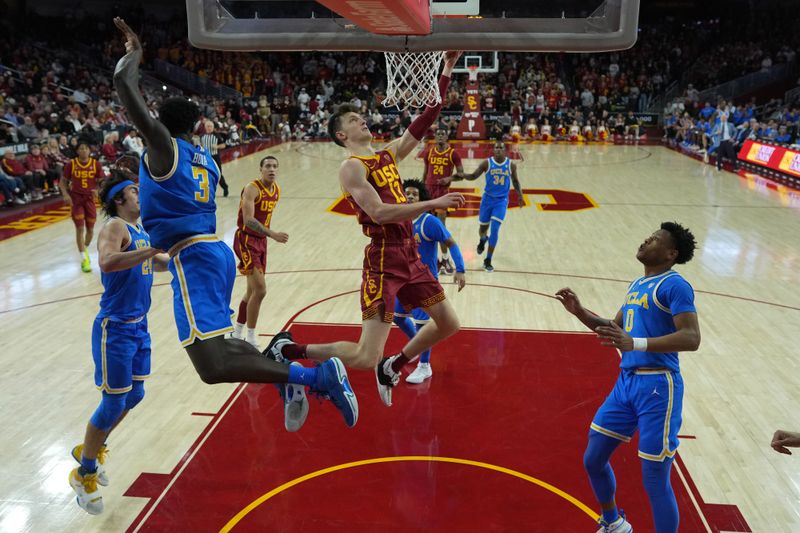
[1,6,800,208]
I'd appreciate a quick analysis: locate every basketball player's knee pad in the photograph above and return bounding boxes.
[90,392,128,431]
[488,219,502,247]
[125,380,145,411]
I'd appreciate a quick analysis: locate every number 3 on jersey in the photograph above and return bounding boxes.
[192,167,209,203]
[624,308,634,332]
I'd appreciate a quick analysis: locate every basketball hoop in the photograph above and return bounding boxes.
[382,51,445,111]
[467,65,479,82]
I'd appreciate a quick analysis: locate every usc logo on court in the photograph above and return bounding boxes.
[328,187,598,217]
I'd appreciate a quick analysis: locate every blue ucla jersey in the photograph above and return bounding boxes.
[620,270,696,373]
[98,221,154,321]
[139,137,220,250]
[413,213,451,279]
[485,157,512,198]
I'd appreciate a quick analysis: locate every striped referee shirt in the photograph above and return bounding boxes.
[200,133,220,156]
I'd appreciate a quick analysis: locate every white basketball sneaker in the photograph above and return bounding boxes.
[71,444,109,486]
[375,355,400,406]
[596,513,633,533]
[69,468,104,515]
[405,363,432,384]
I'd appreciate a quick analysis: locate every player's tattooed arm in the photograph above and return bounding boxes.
[241,184,288,242]
[112,17,174,178]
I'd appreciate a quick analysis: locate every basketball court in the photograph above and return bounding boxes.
[2,140,798,532]
[1,0,800,532]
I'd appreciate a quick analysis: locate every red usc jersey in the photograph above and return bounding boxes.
[346,150,412,242]
[237,180,280,237]
[423,145,461,186]
[65,158,103,195]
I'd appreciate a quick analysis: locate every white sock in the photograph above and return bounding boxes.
[233,322,245,337]
[442,251,450,260]
[246,327,257,342]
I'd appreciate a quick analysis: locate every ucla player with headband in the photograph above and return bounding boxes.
[556,222,701,533]
[111,18,358,431]
[69,173,170,514]
[457,141,524,272]
[392,179,466,384]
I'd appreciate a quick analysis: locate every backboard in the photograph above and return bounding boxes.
[186,0,640,53]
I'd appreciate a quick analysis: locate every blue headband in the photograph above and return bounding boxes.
[104,180,135,203]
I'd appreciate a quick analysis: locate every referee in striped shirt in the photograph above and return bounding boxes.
[200,120,230,197]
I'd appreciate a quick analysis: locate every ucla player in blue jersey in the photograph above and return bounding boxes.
[556,222,701,533]
[69,172,170,514]
[111,18,357,431]
[392,179,466,384]
[457,141,524,272]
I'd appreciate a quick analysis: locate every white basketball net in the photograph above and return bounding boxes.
[383,51,445,110]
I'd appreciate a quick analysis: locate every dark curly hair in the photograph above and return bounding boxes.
[158,97,200,137]
[327,103,360,147]
[402,178,429,202]
[99,170,135,218]
[661,221,697,264]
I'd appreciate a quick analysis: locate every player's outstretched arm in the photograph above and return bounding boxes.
[461,160,489,181]
[386,51,462,162]
[340,159,463,224]
[443,237,466,291]
[97,219,163,273]
[111,17,173,177]
[555,288,621,330]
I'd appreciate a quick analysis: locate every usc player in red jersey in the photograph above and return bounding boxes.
[232,155,289,348]
[266,51,465,408]
[60,138,106,272]
[422,127,464,275]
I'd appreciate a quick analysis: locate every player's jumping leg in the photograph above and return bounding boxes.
[393,305,433,384]
[376,299,458,398]
[405,322,432,384]
[174,242,356,427]
[584,431,633,532]
[186,336,357,428]
[641,458,679,533]
[69,391,128,515]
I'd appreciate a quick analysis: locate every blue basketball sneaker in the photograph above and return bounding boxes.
[312,358,358,428]
[262,333,309,432]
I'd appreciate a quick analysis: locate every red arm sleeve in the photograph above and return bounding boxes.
[407,75,451,140]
